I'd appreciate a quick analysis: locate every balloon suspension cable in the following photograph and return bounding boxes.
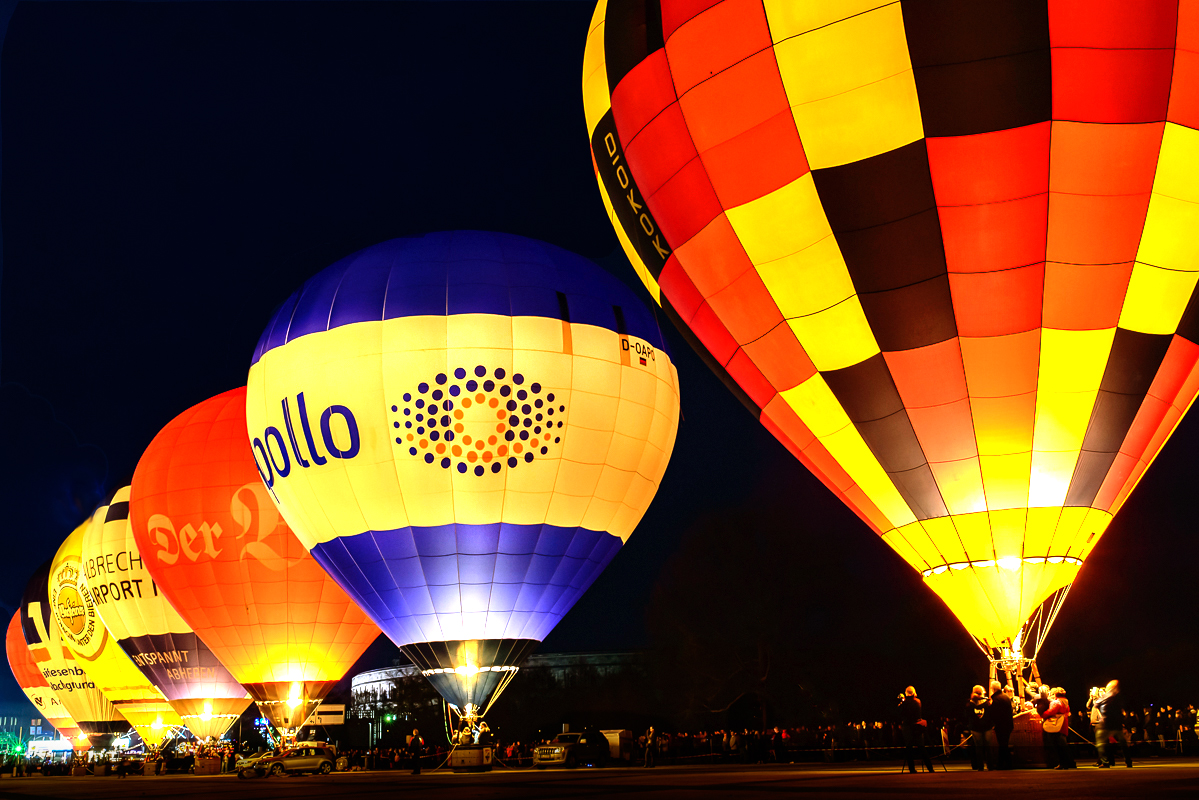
[442,698,457,745]
[436,699,462,771]
[480,667,520,720]
[974,583,1073,686]
[1029,583,1071,661]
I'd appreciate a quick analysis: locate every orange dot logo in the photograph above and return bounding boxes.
[390,365,564,476]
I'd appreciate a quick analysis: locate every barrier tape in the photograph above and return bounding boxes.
[342,729,1192,770]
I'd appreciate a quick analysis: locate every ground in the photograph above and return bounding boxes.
[0,760,1194,799]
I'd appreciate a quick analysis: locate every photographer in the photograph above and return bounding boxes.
[898,686,934,773]
[1088,681,1132,768]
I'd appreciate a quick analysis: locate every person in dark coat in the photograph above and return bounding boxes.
[771,727,787,764]
[984,681,1015,770]
[898,686,934,773]
[965,685,990,771]
[1030,684,1052,717]
[1090,680,1132,767]
[407,729,424,775]
[644,726,657,768]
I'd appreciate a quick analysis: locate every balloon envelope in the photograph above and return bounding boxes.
[50,514,183,748]
[82,485,253,740]
[129,388,381,731]
[584,1,1199,650]
[245,231,680,716]
[21,559,128,749]
[6,611,82,744]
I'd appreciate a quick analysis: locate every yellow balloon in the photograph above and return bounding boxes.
[245,232,680,717]
[49,512,183,748]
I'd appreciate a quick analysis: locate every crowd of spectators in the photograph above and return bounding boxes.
[585,695,1199,767]
[3,694,1196,775]
[333,744,450,770]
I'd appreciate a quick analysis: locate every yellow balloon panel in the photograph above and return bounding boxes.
[885,506,1112,648]
[50,514,182,745]
[247,315,680,550]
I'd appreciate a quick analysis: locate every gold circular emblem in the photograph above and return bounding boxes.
[55,584,87,636]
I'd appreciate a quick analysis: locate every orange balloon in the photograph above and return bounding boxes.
[129,388,380,731]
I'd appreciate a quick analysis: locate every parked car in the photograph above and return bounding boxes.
[533,731,609,768]
[235,752,271,778]
[240,745,336,777]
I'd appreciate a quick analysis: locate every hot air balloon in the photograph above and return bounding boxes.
[128,389,381,735]
[21,560,129,750]
[584,0,1199,676]
[81,485,254,740]
[244,231,680,724]
[49,514,184,748]
[6,611,83,746]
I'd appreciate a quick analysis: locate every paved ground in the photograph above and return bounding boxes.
[0,759,1194,799]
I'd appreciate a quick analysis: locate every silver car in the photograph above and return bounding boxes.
[251,745,336,777]
[533,732,609,768]
[235,752,270,774]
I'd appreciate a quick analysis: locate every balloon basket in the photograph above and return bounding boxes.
[194,756,223,775]
[1009,716,1048,768]
[450,745,493,773]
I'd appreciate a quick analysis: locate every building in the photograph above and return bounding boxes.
[0,700,54,754]
[349,651,643,744]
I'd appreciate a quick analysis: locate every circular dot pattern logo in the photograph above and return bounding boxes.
[392,365,565,476]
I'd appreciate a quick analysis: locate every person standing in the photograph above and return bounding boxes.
[644,726,657,768]
[1031,685,1052,718]
[898,686,934,773]
[1042,688,1075,769]
[984,680,1015,770]
[771,727,786,764]
[408,729,424,775]
[1183,704,1198,752]
[965,685,990,771]
[1089,680,1132,768]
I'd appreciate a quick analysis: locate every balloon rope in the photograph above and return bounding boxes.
[1031,583,1072,661]
[480,668,520,719]
[442,699,455,745]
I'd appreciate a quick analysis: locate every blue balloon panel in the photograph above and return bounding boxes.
[309,523,623,645]
[252,230,669,365]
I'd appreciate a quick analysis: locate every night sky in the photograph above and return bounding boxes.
[1,1,1196,721]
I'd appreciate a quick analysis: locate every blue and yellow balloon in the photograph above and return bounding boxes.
[245,231,680,719]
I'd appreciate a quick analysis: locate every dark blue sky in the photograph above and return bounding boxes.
[1,1,1196,717]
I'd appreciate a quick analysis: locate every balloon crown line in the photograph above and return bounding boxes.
[921,555,1084,577]
[395,365,565,476]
